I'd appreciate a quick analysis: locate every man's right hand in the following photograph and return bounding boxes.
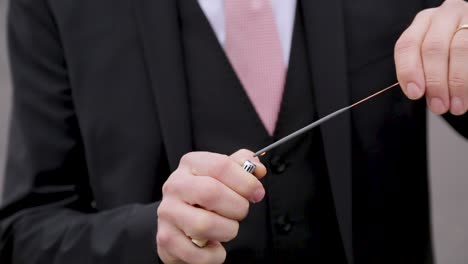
[156,149,267,264]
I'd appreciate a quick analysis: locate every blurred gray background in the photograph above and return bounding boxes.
[0,1,468,263]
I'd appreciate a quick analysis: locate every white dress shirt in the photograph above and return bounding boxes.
[197,0,297,64]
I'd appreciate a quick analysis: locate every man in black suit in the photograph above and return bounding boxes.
[1,0,467,263]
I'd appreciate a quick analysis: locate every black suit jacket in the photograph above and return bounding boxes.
[1,0,467,263]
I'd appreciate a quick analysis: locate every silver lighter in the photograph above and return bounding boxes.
[242,160,257,174]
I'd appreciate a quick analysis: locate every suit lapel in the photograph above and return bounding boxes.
[300,1,353,262]
[132,0,193,170]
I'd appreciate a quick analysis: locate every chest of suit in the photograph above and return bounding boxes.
[56,0,426,204]
[49,0,436,262]
[177,1,345,262]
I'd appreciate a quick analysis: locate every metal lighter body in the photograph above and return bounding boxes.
[242,160,257,174]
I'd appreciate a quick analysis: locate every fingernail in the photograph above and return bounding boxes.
[251,188,265,203]
[406,83,422,99]
[430,97,446,114]
[451,97,465,115]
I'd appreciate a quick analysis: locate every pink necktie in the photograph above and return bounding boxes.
[225,0,286,136]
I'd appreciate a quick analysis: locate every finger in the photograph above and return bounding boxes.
[422,5,463,114]
[229,149,267,178]
[156,244,183,264]
[164,174,250,220]
[395,8,434,100]
[180,152,265,203]
[158,198,240,243]
[157,220,226,264]
[449,19,468,115]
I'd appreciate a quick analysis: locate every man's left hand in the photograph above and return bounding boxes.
[395,0,468,116]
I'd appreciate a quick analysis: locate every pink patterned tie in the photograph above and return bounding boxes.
[225,0,286,136]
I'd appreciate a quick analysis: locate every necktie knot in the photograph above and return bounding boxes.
[250,0,265,11]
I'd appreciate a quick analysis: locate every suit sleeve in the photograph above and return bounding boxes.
[442,114,468,139]
[0,0,160,263]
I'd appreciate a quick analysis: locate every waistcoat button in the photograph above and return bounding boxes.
[270,155,288,174]
[275,214,293,235]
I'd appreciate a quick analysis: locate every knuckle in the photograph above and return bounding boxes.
[422,38,446,56]
[198,180,221,207]
[449,75,466,91]
[161,180,173,195]
[396,62,419,81]
[212,155,232,179]
[156,229,173,248]
[425,76,444,90]
[395,37,419,55]
[157,201,172,220]
[415,8,435,19]
[191,214,212,236]
[162,176,185,195]
[443,0,464,9]
[236,148,253,157]
[161,182,169,195]
[180,152,195,166]
[451,36,468,55]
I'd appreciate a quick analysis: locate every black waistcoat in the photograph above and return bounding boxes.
[178,1,346,262]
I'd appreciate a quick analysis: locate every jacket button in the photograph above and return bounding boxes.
[270,155,288,174]
[275,214,293,235]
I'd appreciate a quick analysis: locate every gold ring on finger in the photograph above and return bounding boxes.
[455,24,468,34]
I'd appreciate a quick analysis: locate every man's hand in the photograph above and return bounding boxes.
[395,0,468,115]
[156,149,267,264]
